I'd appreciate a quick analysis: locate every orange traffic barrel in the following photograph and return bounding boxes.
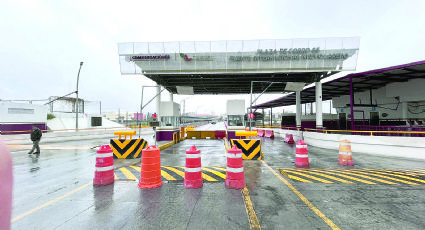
[138,146,163,189]
[339,140,354,166]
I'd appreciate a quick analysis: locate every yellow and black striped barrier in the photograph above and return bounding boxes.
[230,139,263,160]
[110,139,148,159]
[114,166,227,182]
[278,168,425,185]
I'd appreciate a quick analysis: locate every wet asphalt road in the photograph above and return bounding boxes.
[8,124,425,229]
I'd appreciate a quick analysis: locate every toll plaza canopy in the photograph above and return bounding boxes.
[250,60,425,109]
[118,37,359,94]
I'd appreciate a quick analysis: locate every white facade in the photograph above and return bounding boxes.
[0,101,48,123]
[160,101,180,116]
[332,78,425,120]
[226,100,245,115]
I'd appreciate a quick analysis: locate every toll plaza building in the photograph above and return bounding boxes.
[118,37,360,130]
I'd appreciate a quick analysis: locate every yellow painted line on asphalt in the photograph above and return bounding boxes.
[379,169,421,177]
[162,166,185,178]
[176,166,219,181]
[262,161,341,230]
[202,167,227,179]
[290,169,355,184]
[288,174,313,183]
[241,187,261,230]
[278,169,312,183]
[212,166,227,172]
[309,169,376,185]
[202,173,218,181]
[129,165,141,171]
[161,170,177,181]
[114,173,119,180]
[119,167,138,181]
[327,169,398,185]
[283,169,334,184]
[361,169,425,184]
[12,181,93,223]
[350,169,419,185]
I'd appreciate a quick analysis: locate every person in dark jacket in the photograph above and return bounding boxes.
[28,126,42,154]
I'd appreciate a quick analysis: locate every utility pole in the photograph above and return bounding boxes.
[75,62,83,131]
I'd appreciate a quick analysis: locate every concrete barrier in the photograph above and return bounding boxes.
[110,138,148,159]
[186,131,201,139]
[201,131,216,139]
[257,129,265,137]
[230,139,262,160]
[215,130,226,139]
[264,130,274,138]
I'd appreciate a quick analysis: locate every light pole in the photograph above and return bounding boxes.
[76,62,83,131]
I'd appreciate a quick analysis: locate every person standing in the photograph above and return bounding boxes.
[28,126,42,154]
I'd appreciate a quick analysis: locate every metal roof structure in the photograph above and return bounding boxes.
[250,60,425,109]
[118,38,360,94]
[144,72,337,94]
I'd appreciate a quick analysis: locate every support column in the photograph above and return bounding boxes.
[270,108,273,127]
[296,91,301,129]
[156,84,161,121]
[315,82,323,129]
[402,102,408,120]
[169,92,173,102]
[350,77,354,130]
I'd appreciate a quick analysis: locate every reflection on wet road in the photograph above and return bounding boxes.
[8,132,425,229]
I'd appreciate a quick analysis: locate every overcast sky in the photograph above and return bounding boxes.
[1,0,425,115]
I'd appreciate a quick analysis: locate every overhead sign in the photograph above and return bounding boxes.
[118,37,359,75]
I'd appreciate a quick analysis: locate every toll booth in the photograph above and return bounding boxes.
[156,101,181,142]
[227,99,246,140]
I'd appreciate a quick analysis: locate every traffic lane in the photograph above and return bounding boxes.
[260,137,425,170]
[14,181,250,229]
[243,160,330,229]
[11,148,97,222]
[195,122,226,131]
[160,139,227,167]
[294,183,425,229]
[257,137,425,229]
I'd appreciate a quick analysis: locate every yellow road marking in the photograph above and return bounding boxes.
[202,173,218,181]
[350,169,419,185]
[114,173,119,180]
[162,166,185,178]
[378,169,421,177]
[119,167,138,181]
[283,169,334,184]
[326,169,398,185]
[12,181,92,223]
[262,161,341,230]
[212,166,227,172]
[309,169,376,185]
[176,166,220,181]
[361,169,425,183]
[287,174,313,183]
[241,187,261,230]
[202,167,226,179]
[289,169,355,184]
[278,169,312,183]
[161,170,177,181]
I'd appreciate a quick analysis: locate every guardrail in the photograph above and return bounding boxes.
[304,128,425,136]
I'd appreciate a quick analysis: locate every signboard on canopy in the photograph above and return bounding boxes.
[118,37,359,75]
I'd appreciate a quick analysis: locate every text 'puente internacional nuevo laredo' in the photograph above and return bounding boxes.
[117,37,359,95]
[118,38,359,130]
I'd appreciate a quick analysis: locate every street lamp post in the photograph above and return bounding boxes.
[76,62,83,131]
